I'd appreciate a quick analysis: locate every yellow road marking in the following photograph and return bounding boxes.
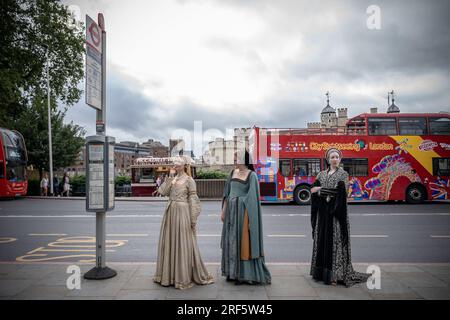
[16,254,96,263]
[27,248,116,253]
[16,236,128,263]
[0,237,17,244]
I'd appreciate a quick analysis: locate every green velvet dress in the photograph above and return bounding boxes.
[221,169,271,284]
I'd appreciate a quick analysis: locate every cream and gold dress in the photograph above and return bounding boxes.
[153,172,214,289]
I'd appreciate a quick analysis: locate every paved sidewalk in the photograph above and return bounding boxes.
[25,196,222,202]
[24,196,450,203]
[1,262,449,300]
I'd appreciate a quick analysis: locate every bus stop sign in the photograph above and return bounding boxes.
[86,135,115,212]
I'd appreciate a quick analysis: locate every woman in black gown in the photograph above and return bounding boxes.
[310,148,371,287]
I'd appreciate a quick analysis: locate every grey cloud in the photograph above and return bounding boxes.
[204,0,450,80]
[281,0,450,81]
[65,0,449,146]
[107,73,158,132]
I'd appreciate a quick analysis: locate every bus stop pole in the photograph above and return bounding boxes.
[84,13,116,280]
[96,13,106,271]
[46,48,54,196]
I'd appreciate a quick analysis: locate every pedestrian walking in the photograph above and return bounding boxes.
[40,174,49,196]
[53,175,59,196]
[62,172,70,197]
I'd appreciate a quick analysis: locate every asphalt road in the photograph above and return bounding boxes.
[0,198,449,263]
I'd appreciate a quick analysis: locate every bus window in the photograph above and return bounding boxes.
[399,118,427,135]
[6,165,26,182]
[293,159,307,176]
[368,118,398,135]
[433,158,450,176]
[429,117,450,135]
[2,130,27,161]
[341,158,368,176]
[0,161,4,179]
[293,158,321,176]
[279,159,291,177]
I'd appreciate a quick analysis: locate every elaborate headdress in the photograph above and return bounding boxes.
[173,155,195,176]
[173,155,195,166]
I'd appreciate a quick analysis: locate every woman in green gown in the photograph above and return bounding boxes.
[220,149,271,285]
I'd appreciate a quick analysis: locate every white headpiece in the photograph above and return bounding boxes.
[173,155,195,166]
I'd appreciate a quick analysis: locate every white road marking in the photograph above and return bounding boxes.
[107,234,149,237]
[430,235,450,238]
[355,213,450,216]
[0,213,448,218]
[0,215,162,218]
[0,215,94,218]
[271,213,450,217]
[29,233,67,236]
[3,232,394,239]
[267,234,388,238]
[267,234,306,237]
[351,235,389,238]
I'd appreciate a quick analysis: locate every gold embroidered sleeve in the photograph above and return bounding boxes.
[157,177,174,196]
[187,177,201,225]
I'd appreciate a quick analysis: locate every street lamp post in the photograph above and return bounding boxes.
[45,47,54,196]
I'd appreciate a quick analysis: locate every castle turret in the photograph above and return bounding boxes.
[320,91,337,128]
[387,90,400,113]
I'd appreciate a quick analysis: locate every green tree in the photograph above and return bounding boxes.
[0,0,86,178]
[16,88,86,178]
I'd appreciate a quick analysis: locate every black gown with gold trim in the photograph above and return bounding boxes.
[310,167,371,287]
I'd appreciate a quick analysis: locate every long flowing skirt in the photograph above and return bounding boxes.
[221,196,271,284]
[310,200,370,287]
[154,201,214,289]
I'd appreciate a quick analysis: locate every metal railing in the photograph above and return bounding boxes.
[195,179,226,198]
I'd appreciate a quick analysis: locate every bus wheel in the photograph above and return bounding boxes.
[294,186,311,205]
[406,184,426,204]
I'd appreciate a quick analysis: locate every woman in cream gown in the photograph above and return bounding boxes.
[153,156,214,289]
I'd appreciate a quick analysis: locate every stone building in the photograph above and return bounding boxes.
[307,91,348,133]
[63,139,169,177]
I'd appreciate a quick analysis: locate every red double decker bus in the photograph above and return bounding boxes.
[249,112,450,204]
[0,128,28,197]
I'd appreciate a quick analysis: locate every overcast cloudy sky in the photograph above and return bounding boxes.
[62,0,450,152]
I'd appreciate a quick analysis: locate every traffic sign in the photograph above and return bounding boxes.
[85,15,102,110]
[86,15,102,53]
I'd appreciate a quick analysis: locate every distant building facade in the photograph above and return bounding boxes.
[64,139,169,177]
